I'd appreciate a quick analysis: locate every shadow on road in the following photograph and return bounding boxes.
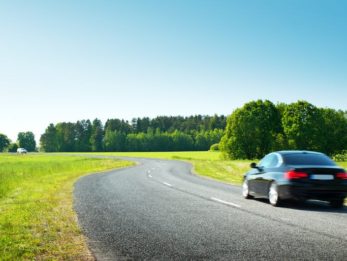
[254,198,347,214]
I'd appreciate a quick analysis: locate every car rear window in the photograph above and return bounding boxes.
[283,153,336,166]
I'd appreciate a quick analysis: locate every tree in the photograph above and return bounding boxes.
[105,119,132,134]
[0,133,10,152]
[320,108,347,155]
[40,124,59,152]
[17,132,36,151]
[90,119,104,152]
[282,101,323,151]
[194,132,209,151]
[172,131,194,151]
[75,120,92,152]
[220,100,281,159]
[55,123,76,152]
[104,130,126,151]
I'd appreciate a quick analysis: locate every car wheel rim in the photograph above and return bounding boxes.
[269,184,278,205]
[242,181,249,197]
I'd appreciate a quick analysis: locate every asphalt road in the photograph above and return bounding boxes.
[74,157,347,260]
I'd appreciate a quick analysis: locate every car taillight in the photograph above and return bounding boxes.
[336,172,347,180]
[285,170,308,180]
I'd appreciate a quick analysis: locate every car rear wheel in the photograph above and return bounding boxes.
[269,182,281,207]
[242,180,253,199]
[329,198,344,209]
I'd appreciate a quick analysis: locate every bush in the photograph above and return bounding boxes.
[332,151,347,162]
[210,143,219,151]
[7,143,18,153]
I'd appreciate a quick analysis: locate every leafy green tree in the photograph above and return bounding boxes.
[206,129,224,147]
[0,133,10,152]
[152,131,173,151]
[105,119,132,134]
[282,101,323,151]
[75,120,92,152]
[194,132,209,150]
[220,100,281,159]
[40,124,59,152]
[125,133,137,151]
[56,123,76,152]
[320,108,347,155]
[104,130,126,151]
[90,119,104,152]
[131,118,150,133]
[172,131,194,151]
[205,115,226,130]
[17,132,36,152]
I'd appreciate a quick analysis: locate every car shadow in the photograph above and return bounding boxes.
[254,198,347,214]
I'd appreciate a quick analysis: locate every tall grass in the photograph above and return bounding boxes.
[0,154,133,260]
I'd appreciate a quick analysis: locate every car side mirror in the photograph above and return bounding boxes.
[250,162,257,169]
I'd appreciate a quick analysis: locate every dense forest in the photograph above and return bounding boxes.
[39,115,226,152]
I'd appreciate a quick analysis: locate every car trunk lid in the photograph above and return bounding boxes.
[289,165,346,184]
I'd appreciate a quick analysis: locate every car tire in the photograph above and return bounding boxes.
[269,182,281,207]
[329,198,344,209]
[242,180,253,199]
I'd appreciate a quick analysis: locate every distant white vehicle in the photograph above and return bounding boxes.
[17,148,27,154]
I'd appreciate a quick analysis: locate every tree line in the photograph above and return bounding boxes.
[39,116,226,152]
[0,132,36,152]
[220,100,347,159]
[1,101,346,158]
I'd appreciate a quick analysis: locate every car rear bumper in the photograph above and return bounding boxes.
[279,184,347,201]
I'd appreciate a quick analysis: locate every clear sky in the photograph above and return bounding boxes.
[0,0,346,142]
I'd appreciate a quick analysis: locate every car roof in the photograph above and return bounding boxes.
[275,150,324,156]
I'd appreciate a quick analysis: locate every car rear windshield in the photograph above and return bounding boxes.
[283,153,336,166]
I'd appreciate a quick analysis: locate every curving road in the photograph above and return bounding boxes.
[74,157,347,260]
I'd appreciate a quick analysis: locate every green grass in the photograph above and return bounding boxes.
[0,154,134,260]
[339,162,347,169]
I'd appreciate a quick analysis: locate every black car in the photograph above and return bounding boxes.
[242,151,347,208]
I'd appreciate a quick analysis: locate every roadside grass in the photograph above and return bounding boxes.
[339,162,347,169]
[0,154,133,260]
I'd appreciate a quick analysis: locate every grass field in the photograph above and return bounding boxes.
[0,154,133,260]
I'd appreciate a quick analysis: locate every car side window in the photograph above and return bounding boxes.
[268,154,279,167]
[259,154,278,168]
[258,155,271,168]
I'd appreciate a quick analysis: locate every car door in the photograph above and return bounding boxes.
[257,154,279,196]
[248,155,271,196]
[247,167,263,195]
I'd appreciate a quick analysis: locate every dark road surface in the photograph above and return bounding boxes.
[74,157,347,260]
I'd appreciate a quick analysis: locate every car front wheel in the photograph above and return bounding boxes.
[242,180,253,199]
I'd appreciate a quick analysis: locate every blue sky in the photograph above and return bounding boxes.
[0,1,346,142]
